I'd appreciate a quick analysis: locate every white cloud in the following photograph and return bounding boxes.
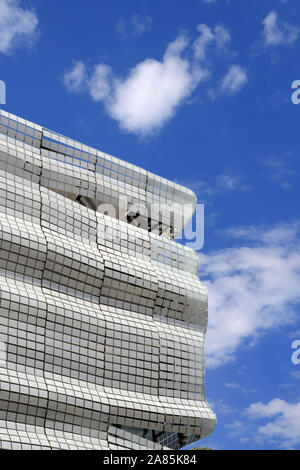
[103,33,207,136]
[63,23,245,136]
[178,179,213,199]
[0,0,38,54]
[221,65,248,96]
[115,13,152,40]
[131,14,152,36]
[63,29,213,136]
[225,382,256,394]
[245,399,300,448]
[215,25,231,52]
[63,61,87,94]
[193,24,231,60]
[88,64,112,101]
[179,171,249,200]
[208,398,235,415]
[199,221,300,368]
[193,24,214,60]
[262,10,299,46]
[216,172,249,191]
[260,154,295,190]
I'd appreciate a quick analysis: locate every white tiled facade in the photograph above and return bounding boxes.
[0,110,216,450]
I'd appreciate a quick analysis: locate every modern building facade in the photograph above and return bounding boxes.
[0,109,216,450]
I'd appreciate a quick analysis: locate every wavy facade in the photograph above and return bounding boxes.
[0,110,216,450]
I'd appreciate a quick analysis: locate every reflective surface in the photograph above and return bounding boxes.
[0,110,216,450]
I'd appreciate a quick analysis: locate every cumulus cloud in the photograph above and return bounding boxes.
[63,31,209,136]
[221,65,248,96]
[105,35,210,135]
[245,399,300,448]
[199,221,300,368]
[0,0,38,54]
[63,23,241,136]
[262,10,299,46]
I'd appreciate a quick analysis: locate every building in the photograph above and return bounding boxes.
[0,109,216,450]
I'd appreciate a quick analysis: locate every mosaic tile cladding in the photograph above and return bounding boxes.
[0,110,216,450]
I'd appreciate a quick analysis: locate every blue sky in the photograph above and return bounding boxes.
[1,0,300,450]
